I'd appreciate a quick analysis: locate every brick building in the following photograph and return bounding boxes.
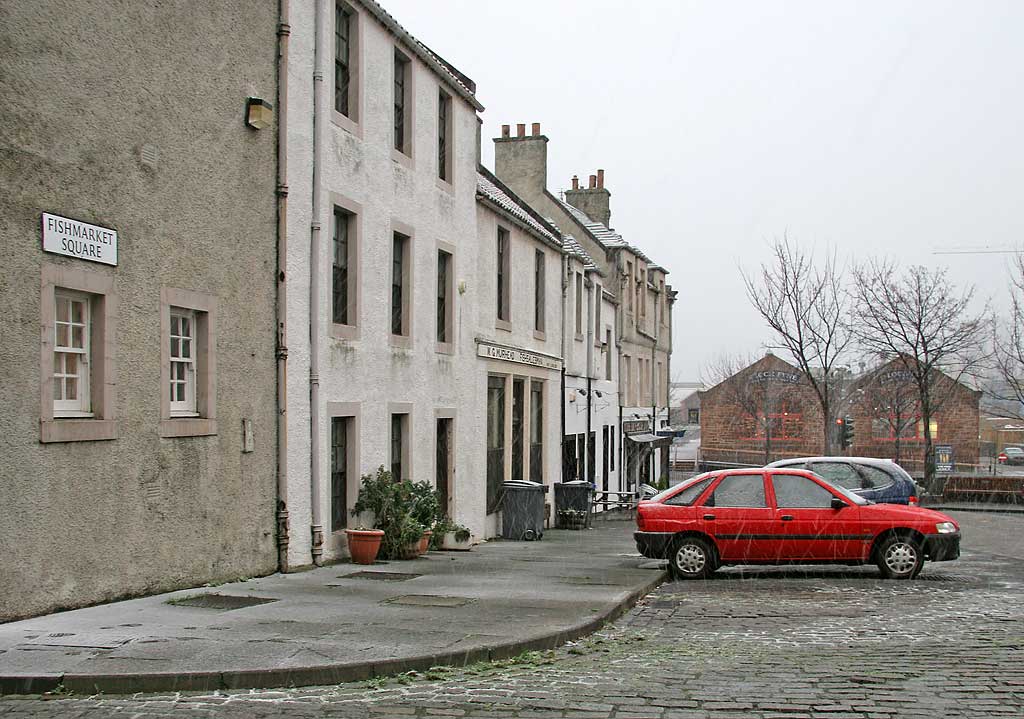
[849,359,981,473]
[700,354,981,473]
[700,354,823,467]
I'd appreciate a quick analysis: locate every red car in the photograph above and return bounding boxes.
[635,468,960,580]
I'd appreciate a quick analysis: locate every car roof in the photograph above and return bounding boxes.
[768,456,898,468]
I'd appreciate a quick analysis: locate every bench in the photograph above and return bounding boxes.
[942,476,1024,504]
[592,490,640,517]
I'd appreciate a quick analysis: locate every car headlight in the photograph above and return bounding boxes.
[935,522,957,534]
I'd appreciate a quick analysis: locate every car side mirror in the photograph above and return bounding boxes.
[830,497,846,510]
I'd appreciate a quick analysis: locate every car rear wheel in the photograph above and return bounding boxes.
[876,534,924,579]
[668,536,717,580]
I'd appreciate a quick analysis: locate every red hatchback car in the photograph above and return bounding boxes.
[635,468,960,580]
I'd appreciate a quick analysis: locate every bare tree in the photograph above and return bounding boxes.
[990,252,1024,419]
[856,364,919,465]
[852,261,989,489]
[743,238,854,455]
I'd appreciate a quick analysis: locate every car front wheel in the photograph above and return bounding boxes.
[876,534,924,579]
[668,536,717,580]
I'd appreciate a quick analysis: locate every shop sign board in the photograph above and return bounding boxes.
[477,341,561,371]
[622,419,650,435]
[935,445,954,474]
[41,213,118,266]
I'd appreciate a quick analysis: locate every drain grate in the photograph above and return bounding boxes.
[168,594,278,610]
[384,594,475,607]
[336,571,421,581]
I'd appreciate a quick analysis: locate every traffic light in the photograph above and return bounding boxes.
[837,416,855,450]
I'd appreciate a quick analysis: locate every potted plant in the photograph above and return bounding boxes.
[409,481,441,554]
[556,508,588,530]
[433,517,473,551]
[344,527,385,565]
[352,467,424,560]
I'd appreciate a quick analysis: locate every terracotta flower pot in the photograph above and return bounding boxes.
[345,529,384,565]
[418,530,433,555]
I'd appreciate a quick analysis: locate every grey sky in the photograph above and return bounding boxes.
[386,0,1023,378]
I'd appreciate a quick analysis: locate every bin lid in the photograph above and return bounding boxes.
[502,480,548,492]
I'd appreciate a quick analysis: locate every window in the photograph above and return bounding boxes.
[334,4,353,117]
[665,476,714,506]
[487,376,506,512]
[436,417,453,518]
[609,428,615,472]
[705,474,766,508]
[563,435,578,481]
[41,265,116,443]
[594,284,602,341]
[391,232,409,337]
[436,249,451,343]
[871,414,936,440]
[331,417,351,531]
[626,261,633,313]
[534,250,545,333]
[688,408,700,424]
[530,380,543,482]
[53,291,90,416]
[512,378,525,482]
[332,207,353,326]
[621,355,631,405]
[574,273,583,337]
[605,329,612,380]
[857,465,894,490]
[602,425,609,491]
[393,50,410,153]
[391,413,407,481]
[496,228,510,324]
[809,462,863,490]
[587,430,596,484]
[576,433,586,482]
[746,402,802,440]
[168,308,197,416]
[160,288,216,438]
[437,90,451,181]
[772,474,836,509]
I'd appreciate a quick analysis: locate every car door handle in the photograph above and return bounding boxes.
[780,515,794,521]
[703,514,716,520]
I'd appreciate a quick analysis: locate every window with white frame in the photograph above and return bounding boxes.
[53,291,91,416]
[169,308,198,416]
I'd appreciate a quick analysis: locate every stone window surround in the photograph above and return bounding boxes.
[484,368,551,495]
[436,88,453,188]
[573,272,584,341]
[388,402,413,481]
[39,263,117,443]
[327,401,361,535]
[330,191,362,341]
[435,240,455,355]
[391,46,415,170]
[533,248,545,340]
[389,219,414,349]
[332,0,363,138]
[159,287,217,438]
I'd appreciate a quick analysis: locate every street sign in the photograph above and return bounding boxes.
[41,212,118,266]
[935,445,954,474]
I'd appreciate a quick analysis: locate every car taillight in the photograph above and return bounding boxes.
[908,496,918,506]
[636,506,646,531]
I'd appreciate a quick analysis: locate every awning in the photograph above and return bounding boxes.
[626,433,673,448]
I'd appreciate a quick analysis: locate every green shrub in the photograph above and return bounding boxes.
[351,466,426,560]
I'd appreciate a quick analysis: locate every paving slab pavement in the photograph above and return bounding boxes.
[0,519,665,696]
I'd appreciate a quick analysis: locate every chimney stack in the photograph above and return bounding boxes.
[516,123,526,138]
[493,122,549,201]
[531,122,541,137]
[597,169,604,188]
[501,124,510,138]
[571,175,579,190]
[588,174,597,189]
[564,168,613,227]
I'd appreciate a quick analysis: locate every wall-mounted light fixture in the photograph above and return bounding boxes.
[245,97,274,130]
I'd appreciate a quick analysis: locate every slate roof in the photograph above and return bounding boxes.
[476,170,561,249]
[556,197,668,274]
[361,0,484,111]
[560,233,599,272]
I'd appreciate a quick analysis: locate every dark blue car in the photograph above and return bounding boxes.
[767,457,920,505]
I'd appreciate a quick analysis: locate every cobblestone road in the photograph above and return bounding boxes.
[3,512,1022,718]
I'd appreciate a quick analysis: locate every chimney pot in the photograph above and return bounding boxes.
[531,122,541,136]
[501,124,510,138]
[571,175,579,190]
[589,174,597,189]
[597,169,605,188]
[516,123,526,138]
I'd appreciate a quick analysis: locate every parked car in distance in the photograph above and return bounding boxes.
[635,468,960,580]
[767,456,920,505]
[997,446,1024,465]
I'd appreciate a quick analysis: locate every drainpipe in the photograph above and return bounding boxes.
[308,0,325,565]
[274,0,291,573]
[560,254,568,480]
[651,283,658,484]
[585,276,593,484]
